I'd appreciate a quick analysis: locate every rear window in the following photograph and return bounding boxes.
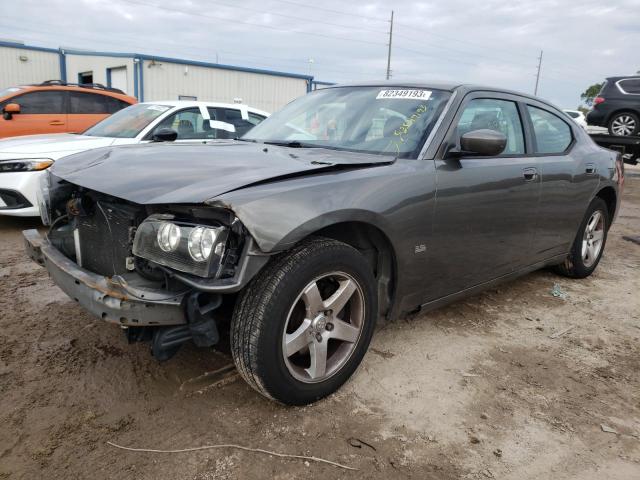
[618,79,640,94]
[527,106,573,154]
[69,92,131,114]
[565,111,579,119]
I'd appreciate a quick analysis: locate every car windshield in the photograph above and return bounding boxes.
[83,103,172,138]
[243,86,451,158]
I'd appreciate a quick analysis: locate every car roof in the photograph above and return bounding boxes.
[324,80,562,110]
[7,84,137,102]
[140,100,270,116]
[605,75,640,82]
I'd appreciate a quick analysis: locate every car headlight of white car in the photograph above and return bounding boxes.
[132,215,229,278]
[0,158,54,173]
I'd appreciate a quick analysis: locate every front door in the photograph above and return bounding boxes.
[426,95,540,301]
[0,90,67,138]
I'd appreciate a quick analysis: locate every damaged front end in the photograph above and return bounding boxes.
[24,173,270,360]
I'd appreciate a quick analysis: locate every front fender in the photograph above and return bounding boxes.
[239,207,394,252]
[205,163,425,254]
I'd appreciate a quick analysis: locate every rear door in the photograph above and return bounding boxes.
[427,93,540,300]
[0,90,67,137]
[524,102,600,259]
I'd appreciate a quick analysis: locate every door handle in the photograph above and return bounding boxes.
[585,163,596,175]
[49,120,65,126]
[523,167,538,182]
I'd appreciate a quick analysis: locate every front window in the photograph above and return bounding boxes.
[243,86,451,158]
[83,103,171,138]
[456,99,525,155]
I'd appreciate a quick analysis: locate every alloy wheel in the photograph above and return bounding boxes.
[611,115,637,136]
[581,210,605,268]
[282,271,365,383]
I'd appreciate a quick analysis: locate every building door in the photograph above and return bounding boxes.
[109,67,128,94]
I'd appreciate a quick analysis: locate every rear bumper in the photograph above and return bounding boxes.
[586,109,606,127]
[23,229,188,327]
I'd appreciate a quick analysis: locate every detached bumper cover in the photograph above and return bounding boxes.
[23,229,187,327]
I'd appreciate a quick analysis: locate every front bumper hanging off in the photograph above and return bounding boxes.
[23,229,188,327]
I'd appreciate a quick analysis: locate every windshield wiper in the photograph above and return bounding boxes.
[262,141,318,148]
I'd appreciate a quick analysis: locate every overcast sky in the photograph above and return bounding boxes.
[2,0,639,107]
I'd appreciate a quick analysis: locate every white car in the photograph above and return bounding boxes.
[0,101,269,217]
[563,109,588,130]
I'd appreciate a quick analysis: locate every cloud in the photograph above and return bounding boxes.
[3,0,639,107]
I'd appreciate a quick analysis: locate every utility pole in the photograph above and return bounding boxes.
[534,50,543,95]
[386,10,394,80]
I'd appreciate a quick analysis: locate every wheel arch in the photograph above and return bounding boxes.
[302,220,397,321]
[595,186,617,226]
[606,108,640,126]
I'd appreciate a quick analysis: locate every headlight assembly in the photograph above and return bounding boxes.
[0,158,54,173]
[133,216,229,278]
[157,222,181,252]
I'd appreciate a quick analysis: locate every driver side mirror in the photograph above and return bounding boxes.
[449,129,507,157]
[3,103,20,120]
[152,128,178,142]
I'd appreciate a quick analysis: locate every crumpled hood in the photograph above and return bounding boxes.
[0,133,116,159]
[51,141,393,204]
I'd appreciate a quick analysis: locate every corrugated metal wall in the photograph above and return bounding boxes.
[143,60,308,112]
[64,55,136,95]
[0,43,314,112]
[0,46,60,89]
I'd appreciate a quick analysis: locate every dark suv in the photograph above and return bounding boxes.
[587,76,640,136]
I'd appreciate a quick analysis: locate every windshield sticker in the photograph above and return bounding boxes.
[388,103,430,155]
[147,105,170,112]
[376,89,432,100]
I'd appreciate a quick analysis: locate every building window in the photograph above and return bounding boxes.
[78,71,94,85]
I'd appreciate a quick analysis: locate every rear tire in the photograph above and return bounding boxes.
[554,197,609,278]
[230,237,377,405]
[608,112,639,136]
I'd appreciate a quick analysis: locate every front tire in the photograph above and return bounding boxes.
[555,197,609,278]
[231,237,377,405]
[608,112,639,136]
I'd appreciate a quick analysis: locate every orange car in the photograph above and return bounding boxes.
[0,80,137,138]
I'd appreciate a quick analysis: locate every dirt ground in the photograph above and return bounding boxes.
[1,168,639,480]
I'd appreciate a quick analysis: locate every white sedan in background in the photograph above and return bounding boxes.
[0,101,269,217]
[563,109,588,130]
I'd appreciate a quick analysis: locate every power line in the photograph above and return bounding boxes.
[0,21,376,78]
[208,0,387,35]
[121,0,386,47]
[263,0,390,24]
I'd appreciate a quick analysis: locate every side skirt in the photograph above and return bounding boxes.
[416,253,568,314]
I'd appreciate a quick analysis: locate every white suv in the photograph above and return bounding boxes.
[0,101,269,217]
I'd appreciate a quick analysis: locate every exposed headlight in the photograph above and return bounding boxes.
[157,222,181,252]
[188,226,218,261]
[133,216,228,278]
[0,158,54,173]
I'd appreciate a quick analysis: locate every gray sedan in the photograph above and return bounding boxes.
[25,82,624,405]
